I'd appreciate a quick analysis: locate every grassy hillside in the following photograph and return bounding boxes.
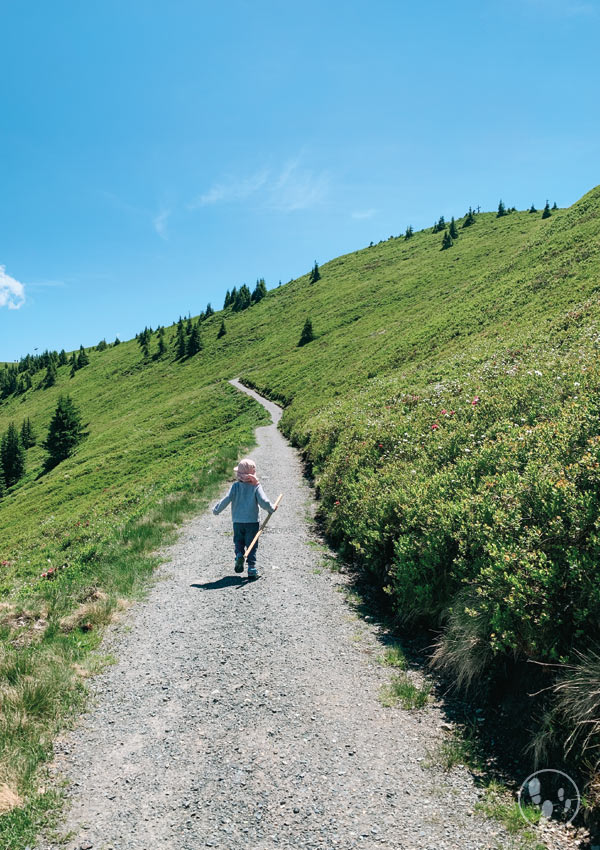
[2,187,600,840]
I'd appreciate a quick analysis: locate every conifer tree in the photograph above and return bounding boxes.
[24,372,32,390]
[251,278,267,303]
[96,339,108,351]
[77,345,89,368]
[217,319,227,339]
[157,326,167,356]
[441,231,453,250]
[113,337,121,346]
[1,422,26,486]
[529,203,537,214]
[404,225,414,240]
[542,200,552,219]
[186,316,193,336]
[187,324,202,357]
[21,417,36,448]
[462,207,476,228]
[228,287,237,309]
[497,199,507,218]
[58,349,68,366]
[233,284,252,312]
[44,361,57,388]
[298,318,315,347]
[43,395,84,470]
[223,289,231,309]
[205,302,214,318]
[449,217,459,239]
[552,201,558,211]
[175,322,187,359]
[433,216,446,233]
[308,261,321,284]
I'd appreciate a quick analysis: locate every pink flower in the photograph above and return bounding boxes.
[431,423,440,431]
[335,500,340,505]
[471,396,480,406]
[440,409,447,415]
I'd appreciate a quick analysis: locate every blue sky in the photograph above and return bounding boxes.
[1,0,599,361]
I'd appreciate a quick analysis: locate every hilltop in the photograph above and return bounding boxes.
[1,187,600,840]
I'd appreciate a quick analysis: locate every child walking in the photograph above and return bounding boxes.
[212,458,278,578]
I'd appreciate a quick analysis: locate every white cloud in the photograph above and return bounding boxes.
[267,158,329,212]
[0,265,25,310]
[351,209,376,220]
[190,158,329,213]
[189,170,269,209]
[153,208,171,240]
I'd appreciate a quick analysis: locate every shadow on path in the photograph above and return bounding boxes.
[190,575,256,591]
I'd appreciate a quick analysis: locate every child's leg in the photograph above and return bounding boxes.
[233,523,246,560]
[244,522,260,567]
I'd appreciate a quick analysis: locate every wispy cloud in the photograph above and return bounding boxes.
[351,209,376,220]
[27,279,67,289]
[190,158,329,213]
[153,208,171,240]
[189,170,269,209]
[0,265,25,310]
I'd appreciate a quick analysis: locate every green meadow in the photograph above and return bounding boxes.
[1,186,600,841]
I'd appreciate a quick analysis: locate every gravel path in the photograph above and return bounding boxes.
[40,380,519,850]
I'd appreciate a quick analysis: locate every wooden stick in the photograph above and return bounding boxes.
[244,493,283,561]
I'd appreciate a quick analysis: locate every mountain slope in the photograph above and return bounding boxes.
[2,187,600,835]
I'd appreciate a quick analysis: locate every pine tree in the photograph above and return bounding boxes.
[205,302,214,318]
[77,345,89,368]
[308,261,321,284]
[441,231,453,250]
[542,200,552,219]
[175,322,187,359]
[228,287,237,309]
[233,284,252,312]
[497,199,507,218]
[138,327,151,359]
[186,316,193,336]
[298,318,315,347]
[187,324,202,357]
[44,361,57,388]
[217,319,227,339]
[462,207,476,228]
[21,417,36,448]
[96,339,108,351]
[404,225,414,240]
[43,395,84,470]
[58,349,68,366]
[552,201,558,211]
[157,326,167,356]
[433,216,446,234]
[449,217,459,239]
[223,289,231,309]
[529,203,537,214]
[251,278,267,303]
[113,337,121,346]
[1,422,26,487]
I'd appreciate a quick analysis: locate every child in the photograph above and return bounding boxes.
[212,458,278,578]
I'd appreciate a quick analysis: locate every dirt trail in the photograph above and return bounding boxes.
[40,380,514,850]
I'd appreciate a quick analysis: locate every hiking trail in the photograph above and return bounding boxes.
[40,380,518,850]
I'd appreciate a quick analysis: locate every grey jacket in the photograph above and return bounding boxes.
[213,481,276,523]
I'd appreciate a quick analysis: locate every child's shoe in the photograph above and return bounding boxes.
[235,555,245,573]
[247,565,258,579]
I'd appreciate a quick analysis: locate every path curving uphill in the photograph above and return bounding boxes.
[40,380,514,850]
